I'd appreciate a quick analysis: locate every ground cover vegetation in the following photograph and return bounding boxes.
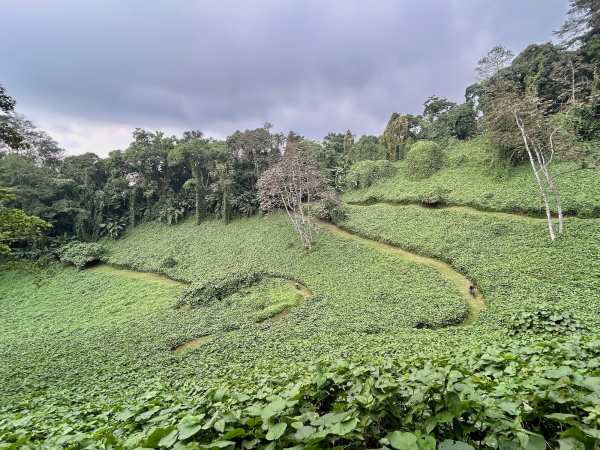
[2,1,600,447]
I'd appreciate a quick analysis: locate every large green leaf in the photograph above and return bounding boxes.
[177,415,205,440]
[438,440,475,450]
[387,431,418,450]
[266,422,287,441]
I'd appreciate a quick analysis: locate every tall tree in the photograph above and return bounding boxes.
[258,143,328,249]
[168,133,225,224]
[342,129,354,161]
[346,135,387,162]
[0,188,50,255]
[557,0,600,61]
[381,113,417,160]
[227,124,281,183]
[485,82,573,240]
[476,45,514,80]
[0,85,23,151]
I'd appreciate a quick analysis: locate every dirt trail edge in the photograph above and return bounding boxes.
[316,220,485,326]
[87,264,187,287]
[346,200,576,223]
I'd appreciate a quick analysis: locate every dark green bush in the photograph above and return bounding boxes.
[312,196,348,224]
[59,241,105,269]
[343,160,395,190]
[406,141,445,179]
[161,256,178,268]
[418,186,450,206]
[176,271,304,308]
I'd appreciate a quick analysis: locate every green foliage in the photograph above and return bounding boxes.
[381,113,418,160]
[0,213,470,405]
[343,160,395,190]
[508,306,587,336]
[177,271,302,308]
[157,199,188,226]
[59,241,105,269]
[346,135,387,163]
[406,141,446,179]
[160,256,178,268]
[312,196,349,224]
[98,215,127,239]
[0,188,50,255]
[420,102,478,142]
[417,186,450,206]
[563,101,600,141]
[340,202,600,332]
[1,335,599,448]
[343,141,600,217]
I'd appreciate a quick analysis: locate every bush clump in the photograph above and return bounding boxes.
[406,141,445,179]
[59,241,105,269]
[160,256,178,269]
[177,271,304,308]
[312,196,348,224]
[418,186,450,206]
[343,160,395,190]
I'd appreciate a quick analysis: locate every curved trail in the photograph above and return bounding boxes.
[316,220,485,326]
[346,200,571,223]
[89,239,483,327]
[87,264,187,287]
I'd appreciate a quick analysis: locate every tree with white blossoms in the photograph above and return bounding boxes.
[258,141,329,249]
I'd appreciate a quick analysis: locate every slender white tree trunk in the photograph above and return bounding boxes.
[514,112,556,241]
[545,130,565,233]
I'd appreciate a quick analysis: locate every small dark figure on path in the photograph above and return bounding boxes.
[469,285,477,297]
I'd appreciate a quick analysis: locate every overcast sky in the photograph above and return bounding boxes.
[1,0,568,155]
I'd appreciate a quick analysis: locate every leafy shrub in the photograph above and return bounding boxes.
[406,141,445,179]
[418,186,450,206]
[177,271,304,308]
[157,197,190,225]
[98,216,127,239]
[508,306,586,336]
[161,256,178,268]
[343,160,395,190]
[312,196,348,224]
[59,241,105,269]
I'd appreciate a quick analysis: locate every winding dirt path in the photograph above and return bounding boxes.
[90,237,483,327]
[316,220,485,326]
[346,200,569,223]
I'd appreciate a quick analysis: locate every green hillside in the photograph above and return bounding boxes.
[3,3,600,444]
[343,140,600,217]
[2,193,600,446]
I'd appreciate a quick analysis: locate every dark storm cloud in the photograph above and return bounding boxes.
[0,0,568,153]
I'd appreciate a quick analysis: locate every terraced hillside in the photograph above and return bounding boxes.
[2,156,600,447]
[343,140,600,217]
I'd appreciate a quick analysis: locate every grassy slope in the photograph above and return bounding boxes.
[342,139,600,216]
[341,204,600,329]
[1,214,471,402]
[3,138,599,409]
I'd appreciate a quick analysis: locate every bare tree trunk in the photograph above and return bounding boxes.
[192,166,203,225]
[514,112,556,241]
[545,130,565,233]
[129,189,136,228]
[570,59,576,104]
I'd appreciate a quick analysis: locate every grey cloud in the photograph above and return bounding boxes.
[0,0,567,153]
